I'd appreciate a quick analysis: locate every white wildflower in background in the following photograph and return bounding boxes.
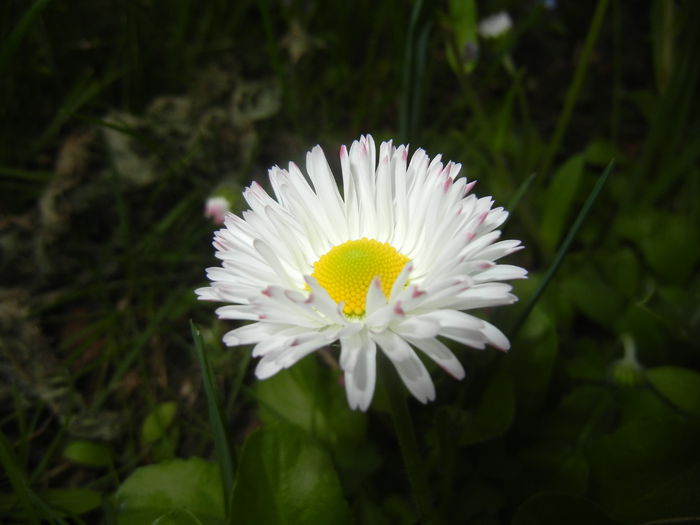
[197,135,526,410]
[204,196,231,225]
[478,11,513,39]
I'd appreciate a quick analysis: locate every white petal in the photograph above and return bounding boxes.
[365,276,387,315]
[344,332,377,411]
[373,331,435,404]
[195,286,221,301]
[253,239,296,287]
[389,262,414,301]
[393,316,441,339]
[339,332,363,371]
[215,305,258,320]
[481,320,511,351]
[223,322,279,346]
[407,337,465,380]
[306,145,347,242]
[438,326,488,349]
[304,275,347,324]
[473,264,528,282]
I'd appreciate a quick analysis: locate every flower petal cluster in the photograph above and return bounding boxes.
[197,135,526,410]
[478,11,513,39]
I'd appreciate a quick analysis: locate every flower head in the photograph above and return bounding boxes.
[478,11,513,39]
[196,135,526,410]
[204,196,232,225]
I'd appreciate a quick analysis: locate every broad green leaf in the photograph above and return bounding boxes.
[540,154,584,254]
[596,248,640,299]
[115,458,224,525]
[545,386,615,445]
[617,211,700,285]
[255,356,366,445]
[62,440,113,467]
[141,402,178,444]
[460,362,514,445]
[150,509,206,525]
[563,338,615,382]
[230,424,351,525]
[587,389,700,522]
[647,366,700,416]
[617,304,669,363]
[40,489,102,516]
[559,263,625,328]
[518,445,589,496]
[444,0,478,75]
[512,492,620,525]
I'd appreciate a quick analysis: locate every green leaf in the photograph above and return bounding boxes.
[40,489,102,516]
[540,154,584,254]
[518,445,589,496]
[460,362,514,445]
[560,263,625,328]
[617,211,700,285]
[587,389,700,522]
[546,386,615,445]
[115,458,225,525]
[647,366,700,416]
[150,509,206,525]
[141,402,178,444]
[255,356,366,445]
[512,492,620,525]
[596,248,640,299]
[62,440,113,468]
[230,424,351,525]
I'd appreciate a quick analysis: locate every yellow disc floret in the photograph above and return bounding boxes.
[312,238,410,317]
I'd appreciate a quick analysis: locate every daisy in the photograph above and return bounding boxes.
[478,11,513,39]
[204,196,231,225]
[196,135,526,410]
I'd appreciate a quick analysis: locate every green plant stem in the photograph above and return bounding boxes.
[510,160,615,338]
[539,0,610,179]
[382,358,434,522]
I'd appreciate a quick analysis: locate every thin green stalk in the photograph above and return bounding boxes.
[510,161,615,338]
[191,321,235,522]
[381,357,434,522]
[539,0,610,179]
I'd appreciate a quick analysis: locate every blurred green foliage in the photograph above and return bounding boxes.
[1,0,699,523]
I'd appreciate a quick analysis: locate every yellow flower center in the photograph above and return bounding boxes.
[311,238,410,317]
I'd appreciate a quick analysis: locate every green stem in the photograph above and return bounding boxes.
[382,358,434,522]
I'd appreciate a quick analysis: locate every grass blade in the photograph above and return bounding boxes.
[510,160,615,338]
[190,321,235,520]
[539,0,610,179]
[0,430,40,525]
[0,0,51,76]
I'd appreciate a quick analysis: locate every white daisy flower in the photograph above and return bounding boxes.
[478,11,513,39]
[196,135,526,411]
[204,196,231,225]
